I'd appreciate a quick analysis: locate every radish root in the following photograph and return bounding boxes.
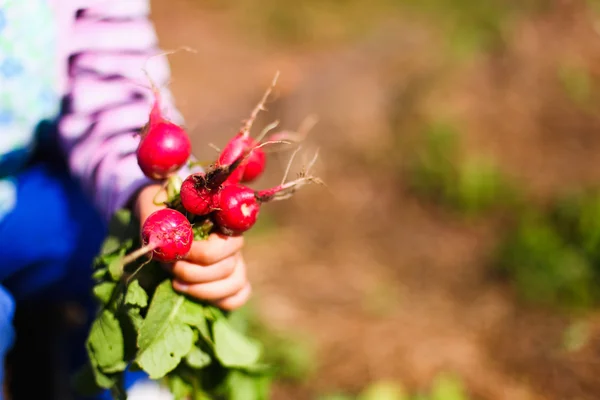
[241,71,280,137]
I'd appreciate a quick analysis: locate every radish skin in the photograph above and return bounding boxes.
[214,185,260,235]
[136,90,192,180]
[141,208,193,262]
[180,173,218,216]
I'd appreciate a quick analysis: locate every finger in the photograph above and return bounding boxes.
[170,255,237,284]
[212,283,252,311]
[185,233,244,265]
[173,256,247,300]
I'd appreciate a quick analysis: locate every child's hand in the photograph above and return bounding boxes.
[134,184,251,311]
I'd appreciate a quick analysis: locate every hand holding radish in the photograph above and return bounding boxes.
[127,69,320,311]
[80,70,322,399]
[134,184,251,311]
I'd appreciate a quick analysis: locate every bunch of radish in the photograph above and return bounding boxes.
[134,71,319,262]
[78,72,320,400]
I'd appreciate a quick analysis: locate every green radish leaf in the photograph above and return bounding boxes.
[108,256,124,281]
[125,279,148,308]
[92,282,116,305]
[137,280,183,350]
[238,363,273,374]
[136,323,195,379]
[213,318,262,368]
[100,236,121,257]
[94,250,121,270]
[135,280,196,379]
[227,308,251,334]
[185,346,211,369]
[84,354,118,390]
[92,373,116,392]
[225,369,271,400]
[117,308,141,362]
[205,305,225,321]
[101,209,137,255]
[128,308,144,331]
[167,374,193,400]
[111,208,133,230]
[179,299,211,343]
[166,175,183,202]
[72,363,113,395]
[193,219,214,241]
[102,360,128,374]
[86,309,124,373]
[92,268,107,281]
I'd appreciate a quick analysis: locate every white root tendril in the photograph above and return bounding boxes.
[125,256,154,285]
[268,114,319,143]
[241,71,280,136]
[265,175,324,202]
[208,143,222,153]
[254,140,292,150]
[140,46,198,95]
[282,145,303,185]
[227,139,293,173]
[303,147,320,177]
[256,120,281,143]
[256,148,323,202]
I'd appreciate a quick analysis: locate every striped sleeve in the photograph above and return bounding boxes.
[57,0,194,222]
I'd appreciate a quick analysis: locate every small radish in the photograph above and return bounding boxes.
[217,133,250,184]
[214,184,260,235]
[180,173,218,216]
[218,134,267,184]
[137,121,191,180]
[136,81,192,180]
[241,143,266,183]
[214,174,321,236]
[215,73,281,185]
[139,208,193,263]
[180,152,250,215]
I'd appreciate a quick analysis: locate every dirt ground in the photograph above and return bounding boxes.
[151,1,600,399]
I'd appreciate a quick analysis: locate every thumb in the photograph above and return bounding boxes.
[134,184,167,225]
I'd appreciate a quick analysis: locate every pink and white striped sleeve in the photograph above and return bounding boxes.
[57,0,194,222]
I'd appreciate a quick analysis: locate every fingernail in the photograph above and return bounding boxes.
[173,281,189,293]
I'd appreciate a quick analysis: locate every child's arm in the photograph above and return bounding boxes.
[57,0,185,222]
[56,0,251,310]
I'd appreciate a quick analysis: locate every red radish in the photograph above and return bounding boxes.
[217,133,249,184]
[140,208,193,262]
[180,173,219,215]
[214,175,320,235]
[214,184,260,235]
[214,72,281,185]
[241,145,266,183]
[136,87,192,180]
[137,122,192,180]
[180,152,250,215]
[217,134,266,184]
[213,148,321,236]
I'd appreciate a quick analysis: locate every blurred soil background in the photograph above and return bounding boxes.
[150,1,600,399]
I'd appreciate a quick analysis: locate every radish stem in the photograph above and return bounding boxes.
[125,256,154,285]
[121,243,157,266]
